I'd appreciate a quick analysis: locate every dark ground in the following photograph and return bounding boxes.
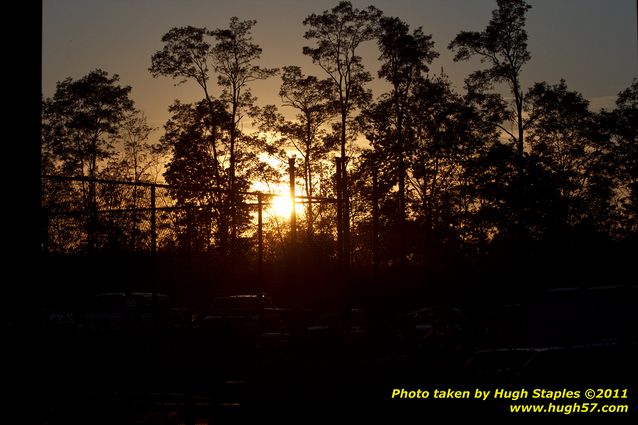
[6,280,637,424]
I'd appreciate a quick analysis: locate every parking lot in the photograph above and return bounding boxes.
[8,285,637,423]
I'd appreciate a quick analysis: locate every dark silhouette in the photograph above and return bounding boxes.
[266,65,337,238]
[449,0,531,159]
[28,1,638,423]
[374,16,438,264]
[303,1,383,266]
[150,19,277,255]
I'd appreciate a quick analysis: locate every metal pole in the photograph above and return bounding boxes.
[343,156,350,269]
[288,157,298,301]
[372,166,379,275]
[289,157,297,246]
[87,180,96,254]
[150,184,157,326]
[41,210,49,254]
[335,156,343,266]
[150,185,157,255]
[257,192,263,291]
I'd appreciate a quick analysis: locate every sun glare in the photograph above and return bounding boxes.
[251,180,305,220]
[268,194,304,219]
[270,195,294,218]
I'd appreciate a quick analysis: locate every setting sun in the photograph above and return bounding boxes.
[25,2,638,422]
[269,194,293,218]
[268,194,305,219]
[250,181,306,220]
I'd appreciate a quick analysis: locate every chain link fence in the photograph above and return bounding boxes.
[42,175,339,263]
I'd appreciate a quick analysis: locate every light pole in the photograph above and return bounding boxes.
[288,156,297,246]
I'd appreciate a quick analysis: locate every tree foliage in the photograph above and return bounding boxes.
[151,18,277,252]
[42,69,135,178]
[41,69,160,252]
[41,2,637,287]
[303,0,382,160]
[604,80,638,234]
[373,16,438,259]
[449,0,531,156]
[258,66,338,236]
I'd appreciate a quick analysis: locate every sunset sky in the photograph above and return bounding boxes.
[43,0,637,146]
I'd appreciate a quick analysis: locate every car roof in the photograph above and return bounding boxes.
[96,292,169,298]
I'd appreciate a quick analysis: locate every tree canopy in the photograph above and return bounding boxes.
[41,1,637,289]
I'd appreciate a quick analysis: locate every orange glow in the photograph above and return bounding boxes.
[269,194,294,218]
[251,181,304,220]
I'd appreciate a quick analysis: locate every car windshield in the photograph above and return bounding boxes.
[94,293,170,312]
[213,294,272,309]
[465,349,537,382]
[95,294,127,312]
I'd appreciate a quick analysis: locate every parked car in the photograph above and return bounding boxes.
[255,307,294,354]
[84,292,171,330]
[37,308,81,330]
[462,347,539,384]
[515,342,637,384]
[411,306,467,354]
[462,341,637,385]
[210,293,273,310]
[196,293,274,343]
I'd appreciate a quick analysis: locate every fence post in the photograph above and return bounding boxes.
[343,156,350,270]
[288,156,297,247]
[151,184,157,255]
[87,179,96,254]
[257,192,263,292]
[41,209,49,254]
[150,184,158,326]
[372,166,379,275]
[335,156,343,266]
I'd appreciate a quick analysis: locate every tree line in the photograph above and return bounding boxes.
[41,0,637,283]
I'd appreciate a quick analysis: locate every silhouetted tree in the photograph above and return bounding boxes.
[160,99,282,256]
[150,18,277,253]
[303,1,381,161]
[110,111,160,183]
[408,76,500,263]
[603,79,638,235]
[303,1,382,261]
[360,73,502,267]
[42,69,136,252]
[259,66,337,236]
[209,18,278,241]
[449,0,531,158]
[159,99,231,252]
[97,110,163,251]
[525,79,615,236]
[375,16,438,261]
[449,0,533,269]
[42,69,135,180]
